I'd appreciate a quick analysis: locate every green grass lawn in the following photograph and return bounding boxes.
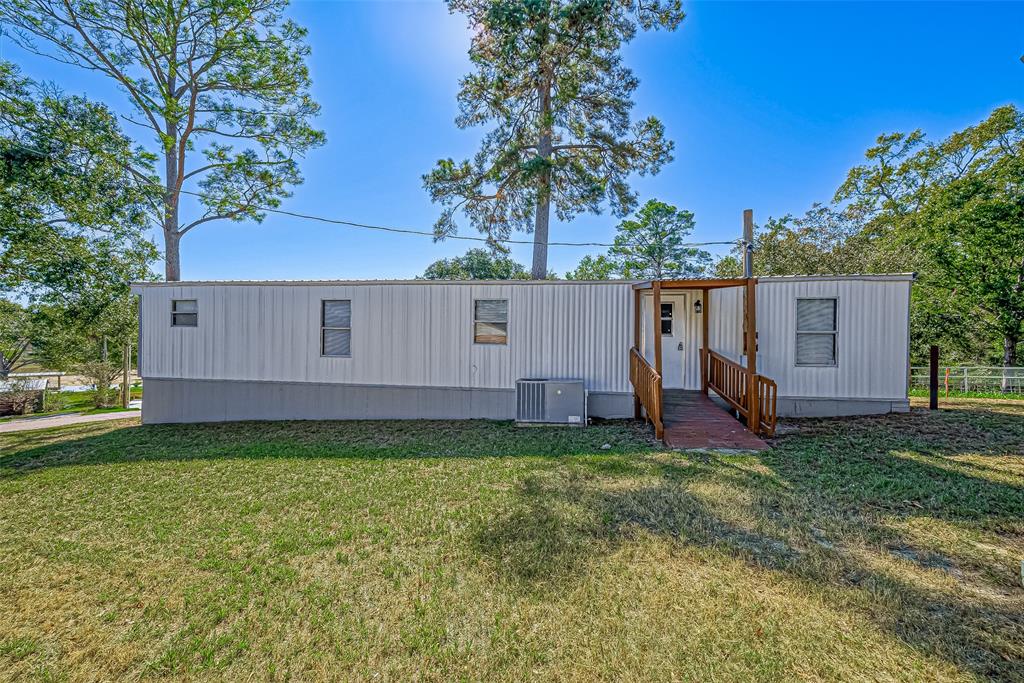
[0,388,142,423]
[1,399,1022,681]
[909,388,1024,401]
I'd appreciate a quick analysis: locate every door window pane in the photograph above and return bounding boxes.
[660,302,673,335]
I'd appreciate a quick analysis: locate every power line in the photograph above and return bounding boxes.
[176,189,740,250]
[3,135,741,251]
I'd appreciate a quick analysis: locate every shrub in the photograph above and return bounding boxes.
[42,391,68,413]
[76,361,121,408]
[1,379,42,415]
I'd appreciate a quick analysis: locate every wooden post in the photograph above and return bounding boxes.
[652,282,663,378]
[700,287,710,395]
[121,343,130,409]
[746,277,758,433]
[929,345,939,410]
[742,209,754,278]
[741,208,758,433]
[652,281,663,438]
[633,287,642,419]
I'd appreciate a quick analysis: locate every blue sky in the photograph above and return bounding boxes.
[4,1,1023,280]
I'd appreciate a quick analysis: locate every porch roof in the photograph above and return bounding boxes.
[631,277,752,291]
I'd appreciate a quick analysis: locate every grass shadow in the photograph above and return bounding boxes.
[3,402,1022,678]
[0,418,657,478]
[472,403,1024,679]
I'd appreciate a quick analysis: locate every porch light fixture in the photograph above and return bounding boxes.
[694,299,703,315]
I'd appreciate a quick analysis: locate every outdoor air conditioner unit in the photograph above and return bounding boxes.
[515,378,586,425]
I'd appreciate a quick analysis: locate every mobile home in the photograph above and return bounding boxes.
[132,275,912,437]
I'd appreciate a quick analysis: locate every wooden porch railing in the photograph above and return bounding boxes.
[754,375,778,436]
[707,351,750,417]
[705,350,778,436]
[629,347,663,438]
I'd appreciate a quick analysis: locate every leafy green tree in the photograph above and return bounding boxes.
[565,253,616,280]
[716,106,1024,367]
[712,205,894,278]
[0,300,33,379]
[836,104,1024,368]
[424,0,682,279]
[0,63,155,373]
[421,248,531,280]
[709,206,974,365]
[608,199,710,279]
[2,0,325,280]
[916,148,1024,368]
[0,62,156,298]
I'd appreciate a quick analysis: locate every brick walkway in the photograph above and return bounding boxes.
[661,390,768,451]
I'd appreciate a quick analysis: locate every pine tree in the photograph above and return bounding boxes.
[424,0,682,279]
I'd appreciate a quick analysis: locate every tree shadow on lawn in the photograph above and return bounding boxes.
[0,417,660,477]
[2,407,1022,677]
[472,406,1024,680]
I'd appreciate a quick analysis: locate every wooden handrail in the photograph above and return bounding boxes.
[629,347,663,439]
[705,350,778,437]
[706,350,750,418]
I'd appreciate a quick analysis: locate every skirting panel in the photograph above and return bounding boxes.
[141,378,634,424]
[586,392,635,419]
[778,397,910,418]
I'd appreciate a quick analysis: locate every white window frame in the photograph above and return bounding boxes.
[473,299,509,345]
[171,299,198,327]
[321,299,352,358]
[795,297,838,367]
[660,301,674,336]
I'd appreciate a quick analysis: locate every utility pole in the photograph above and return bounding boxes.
[742,209,758,432]
[742,209,754,278]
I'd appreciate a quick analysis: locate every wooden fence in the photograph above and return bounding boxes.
[909,366,1023,394]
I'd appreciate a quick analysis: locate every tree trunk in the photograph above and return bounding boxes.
[163,117,182,281]
[164,228,181,282]
[531,77,553,280]
[121,343,130,409]
[1002,334,1018,392]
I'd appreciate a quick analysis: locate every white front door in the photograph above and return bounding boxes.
[659,293,700,390]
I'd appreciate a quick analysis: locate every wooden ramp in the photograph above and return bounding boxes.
[661,390,768,451]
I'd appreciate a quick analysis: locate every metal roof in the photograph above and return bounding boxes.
[130,273,915,288]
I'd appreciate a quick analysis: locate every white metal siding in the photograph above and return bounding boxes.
[708,287,744,363]
[140,277,910,403]
[139,282,633,393]
[702,279,910,399]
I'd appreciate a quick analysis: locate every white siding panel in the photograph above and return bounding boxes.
[752,279,909,399]
[140,282,634,393]
[709,287,743,363]
[138,278,908,401]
